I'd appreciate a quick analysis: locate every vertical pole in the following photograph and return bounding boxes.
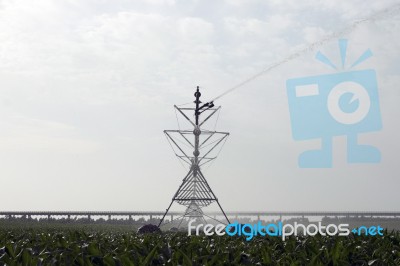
[191,86,201,216]
[194,86,201,126]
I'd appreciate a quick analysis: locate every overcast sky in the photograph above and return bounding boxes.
[0,0,399,212]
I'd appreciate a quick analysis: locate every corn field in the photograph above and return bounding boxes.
[0,226,399,265]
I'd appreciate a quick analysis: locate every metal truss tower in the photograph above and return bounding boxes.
[158,86,231,227]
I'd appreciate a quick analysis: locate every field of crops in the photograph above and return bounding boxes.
[0,224,399,265]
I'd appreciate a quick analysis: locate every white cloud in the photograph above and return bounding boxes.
[0,115,100,153]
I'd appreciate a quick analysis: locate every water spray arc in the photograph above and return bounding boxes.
[158,86,230,227]
[208,3,400,103]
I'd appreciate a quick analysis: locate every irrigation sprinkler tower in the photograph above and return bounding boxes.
[158,86,231,227]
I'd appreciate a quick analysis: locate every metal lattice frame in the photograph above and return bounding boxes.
[158,87,231,227]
